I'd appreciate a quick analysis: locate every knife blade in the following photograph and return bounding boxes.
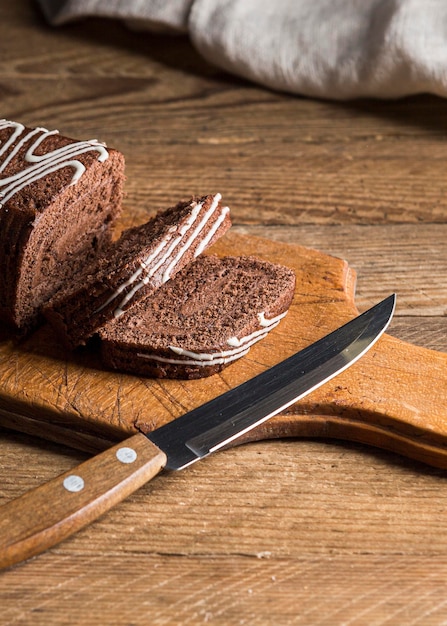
[0,294,395,569]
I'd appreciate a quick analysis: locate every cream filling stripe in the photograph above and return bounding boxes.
[135,311,288,367]
[0,120,108,206]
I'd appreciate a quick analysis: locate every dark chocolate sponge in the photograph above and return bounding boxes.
[0,119,125,331]
[99,255,296,379]
[44,194,231,348]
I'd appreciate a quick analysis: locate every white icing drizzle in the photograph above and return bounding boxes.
[0,120,26,159]
[137,347,251,367]
[95,193,227,318]
[0,119,109,207]
[258,310,286,327]
[194,205,230,258]
[135,311,289,368]
[161,193,225,283]
[94,232,176,315]
[112,202,205,317]
[226,311,287,347]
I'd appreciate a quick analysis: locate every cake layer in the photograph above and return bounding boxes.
[45,194,231,348]
[99,255,296,379]
[0,119,125,330]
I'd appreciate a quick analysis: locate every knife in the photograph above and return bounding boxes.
[0,294,395,569]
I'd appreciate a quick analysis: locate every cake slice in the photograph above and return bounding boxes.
[0,119,125,331]
[44,194,231,348]
[99,255,296,379]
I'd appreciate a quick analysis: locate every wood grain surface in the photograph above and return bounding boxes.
[1,2,447,624]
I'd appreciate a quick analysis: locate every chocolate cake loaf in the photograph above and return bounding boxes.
[0,119,125,331]
[99,255,296,379]
[45,194,231,349]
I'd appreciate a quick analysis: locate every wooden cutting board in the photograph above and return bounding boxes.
[1,232,447,468]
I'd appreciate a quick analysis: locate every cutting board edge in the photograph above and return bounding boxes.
[5,404,447,470]
[0,408,120,453]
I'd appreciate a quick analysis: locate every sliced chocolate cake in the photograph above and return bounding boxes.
[0,119,125,331]
[99,255,296,379]
[45,194,231,349]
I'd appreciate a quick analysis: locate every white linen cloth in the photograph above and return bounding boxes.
[37,0,447,100]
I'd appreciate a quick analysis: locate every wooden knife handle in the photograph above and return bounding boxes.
[0,433,166,570]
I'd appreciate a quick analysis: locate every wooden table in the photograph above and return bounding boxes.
[1,2,447,624]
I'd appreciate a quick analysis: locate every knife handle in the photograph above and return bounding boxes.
[0,433,166,570]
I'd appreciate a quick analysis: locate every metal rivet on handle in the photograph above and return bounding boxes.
[116,447,138,464]
[63,475,85,493]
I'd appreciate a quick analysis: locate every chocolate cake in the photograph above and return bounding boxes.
[0,119,125,331]
[99,255,296,379]
[44,194,231,349]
